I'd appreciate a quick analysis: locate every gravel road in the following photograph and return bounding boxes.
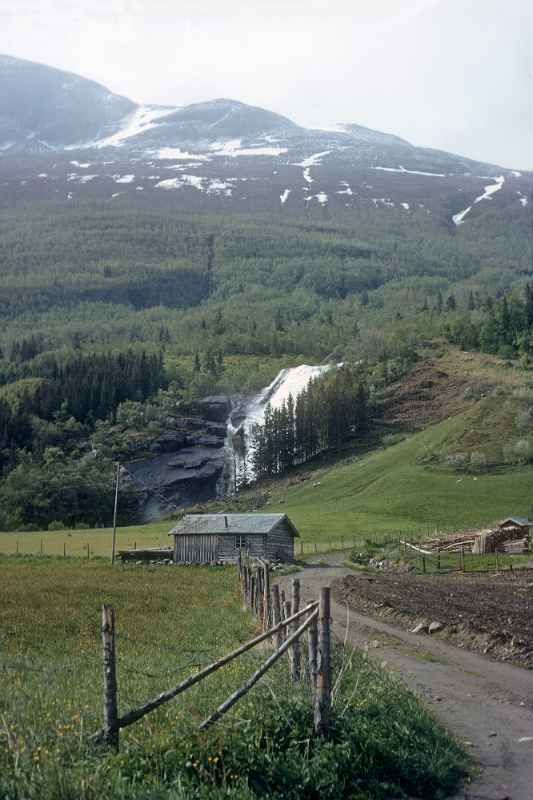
[278,563,533,800]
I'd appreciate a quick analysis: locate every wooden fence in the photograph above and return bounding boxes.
[399,539,524,574]
[92,559,332,750]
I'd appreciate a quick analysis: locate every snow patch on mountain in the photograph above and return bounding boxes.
[372,197,395,207]
[474,175,505,203]
[209,139,288,157]
[453,175,505,226]
[155,175,234,196]
[296,150,332,185]
[338,181,353,195]
[306,192,328,205]
[452,205,472,226]
[71,105,177,150]
[297,151,332,169]
[155,147,210,161]
[280,189,291,204]
[373,165,446,177]
[113,174,135,184]
[206,179,234,195]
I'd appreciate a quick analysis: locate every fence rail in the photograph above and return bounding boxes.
[92,556,332,751]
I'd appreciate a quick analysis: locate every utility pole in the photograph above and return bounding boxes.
[111,463,120,565]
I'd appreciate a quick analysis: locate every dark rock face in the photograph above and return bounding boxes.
[186,396,232,424]
[123,402,231,521]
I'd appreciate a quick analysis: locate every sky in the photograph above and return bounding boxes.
[1,0,532,169]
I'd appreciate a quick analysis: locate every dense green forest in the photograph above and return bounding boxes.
[0,201,531,529]
[444,284,533,359]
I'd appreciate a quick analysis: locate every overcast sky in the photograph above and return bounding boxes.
[2,0,532,168]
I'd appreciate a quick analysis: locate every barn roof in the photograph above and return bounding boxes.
[169,513,300,537]
[500,516,532,527]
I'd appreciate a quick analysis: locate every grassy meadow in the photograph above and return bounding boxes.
[277,414,533,540]
[1,409,532,555]
[0,557,469,799]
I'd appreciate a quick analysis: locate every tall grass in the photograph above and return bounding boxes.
[0,558,468,799]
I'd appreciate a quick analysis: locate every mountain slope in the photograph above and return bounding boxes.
[0,54,531,230]
[0,54,134,150]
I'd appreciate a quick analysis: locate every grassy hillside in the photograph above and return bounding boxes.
[278,415,533,540]
[1,349,532,552]
[0,558,467,799]
[265,350,533,539]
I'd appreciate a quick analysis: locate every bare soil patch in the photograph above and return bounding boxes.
[334,570,533,668]
[382,358,482,429]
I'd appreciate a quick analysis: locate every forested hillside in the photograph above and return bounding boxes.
[0,192,531,530]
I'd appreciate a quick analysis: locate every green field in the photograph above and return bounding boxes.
[1,557,468,799]
[1,409,532,556]
[1,349,531,555]
[278,413,533,540]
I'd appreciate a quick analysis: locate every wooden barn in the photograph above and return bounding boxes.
[498,517,532,537]
[169,513,299,564]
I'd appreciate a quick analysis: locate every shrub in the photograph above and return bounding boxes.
[47,520,66,531]
[443,453,469,471]
[513,438,533,464]
[469,451,487,472]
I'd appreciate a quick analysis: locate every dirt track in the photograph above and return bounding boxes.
[279,564,533,800]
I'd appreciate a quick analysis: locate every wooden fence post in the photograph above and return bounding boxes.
[290,579,301,682]
[101,604,119,750]
[257,569,264,624]
[284,600,292,634]
[271,584,282,648]
[460,544,465,572]
[263,563,271,631]
[111,462,120,565]
[245,566,250,606]
[250,575,256,615]
[314,587,331,736]
[40,538,43,556]
[308,611,318,688]
[437,547,440,571]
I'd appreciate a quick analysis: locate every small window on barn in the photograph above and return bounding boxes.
[235,535,247,549]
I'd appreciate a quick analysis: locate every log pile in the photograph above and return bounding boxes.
[503,538,529,555]
[423,526,529,555]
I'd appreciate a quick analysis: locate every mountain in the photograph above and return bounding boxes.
[0,54,134,150]
[1,54,531,228]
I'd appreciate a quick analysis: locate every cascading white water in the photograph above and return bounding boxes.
[222,364,333,492]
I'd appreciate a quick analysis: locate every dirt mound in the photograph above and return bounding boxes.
[334,571,533,668]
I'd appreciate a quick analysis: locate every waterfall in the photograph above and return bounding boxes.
[222,364,333,493]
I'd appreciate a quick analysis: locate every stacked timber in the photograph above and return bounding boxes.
[503,538,529,554]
